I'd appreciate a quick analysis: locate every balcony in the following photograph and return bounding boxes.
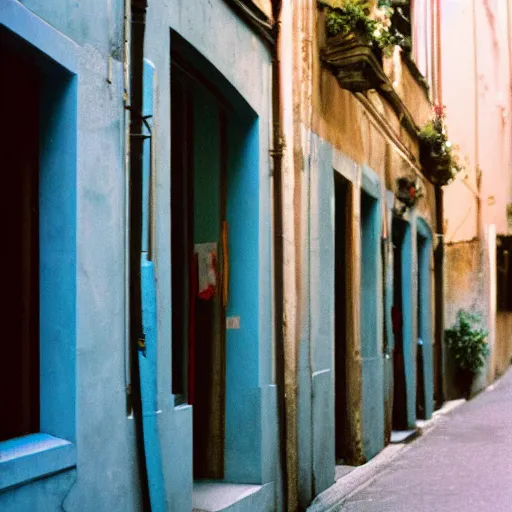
[318,1,430,141]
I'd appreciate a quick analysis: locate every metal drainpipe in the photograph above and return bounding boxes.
[507,0,512,216]
[129,0,151,509]
[271,0,288,510]
[432,0,445,407]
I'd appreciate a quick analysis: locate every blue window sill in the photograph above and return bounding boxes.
[0,433,76,491]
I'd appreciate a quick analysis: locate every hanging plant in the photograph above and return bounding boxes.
[395,175,423,210]
[418,105,463,186]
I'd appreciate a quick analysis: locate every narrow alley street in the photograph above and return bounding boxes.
[337,369,512,512]
[4,1,512,510]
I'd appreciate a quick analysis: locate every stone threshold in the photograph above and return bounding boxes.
[192,481,273,512]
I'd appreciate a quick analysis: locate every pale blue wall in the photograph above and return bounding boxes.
[296,133,336,508]
[401,220,417,429]
[360,167,385,461]
[144,0,275,509]
[383,191,395,443]
[225,116,262,483]
[417,218,434,420]
[1,2,141,511]
[309,136,335,497]
[2,0,275,510]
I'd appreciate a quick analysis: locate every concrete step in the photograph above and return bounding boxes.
[192,481,274,512]
[390,429,419,444]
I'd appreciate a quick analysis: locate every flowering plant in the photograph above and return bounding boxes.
[322,0,397,56]
[396,176,423,210]
[418,105,463,185]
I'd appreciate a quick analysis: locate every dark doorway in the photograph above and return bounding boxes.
[391,218,408,430]
[334,172,349,464]
[416,233,427,420]
[171,58,227,479]
[0,46,40,442]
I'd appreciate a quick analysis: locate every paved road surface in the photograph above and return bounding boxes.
[339,368,512,511]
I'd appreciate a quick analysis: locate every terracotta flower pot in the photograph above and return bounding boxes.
[456,367,475,400]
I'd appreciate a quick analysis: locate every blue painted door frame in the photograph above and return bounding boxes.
[360,166,384,461]
[416,218,434,420]
[169,33,271,486]
[391,215,415,430]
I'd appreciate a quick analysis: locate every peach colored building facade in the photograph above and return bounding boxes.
[441,0,512,392]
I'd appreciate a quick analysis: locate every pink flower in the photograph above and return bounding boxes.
[433,104,446,119]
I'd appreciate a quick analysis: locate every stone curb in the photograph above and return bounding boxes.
[307,399,467,512]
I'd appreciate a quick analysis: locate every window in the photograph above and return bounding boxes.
[0,1,78,490]
[0,45,40,443]
[497,236,512,312]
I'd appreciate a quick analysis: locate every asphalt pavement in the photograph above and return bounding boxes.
[337,368,512,511]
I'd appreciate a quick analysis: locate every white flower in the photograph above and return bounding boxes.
[374,29,382,38]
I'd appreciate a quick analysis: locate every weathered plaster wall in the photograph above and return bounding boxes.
[441,0,512,389]
[145,0,275,510]
[20,0,124,56]
[1,1,142,511]
[312,8,436,226]
[444,240,488,398]
[441,0,479,243]
[382,51,432,129]
[475,0,512,236]
[2,1,276,512]
[290,4,438,497]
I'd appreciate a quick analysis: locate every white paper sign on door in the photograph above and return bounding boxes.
[194,242,217,301]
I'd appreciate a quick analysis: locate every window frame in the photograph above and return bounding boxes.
[0,0,78,491]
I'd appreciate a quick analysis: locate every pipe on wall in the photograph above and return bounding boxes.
[430,0,446,409]
[507,0,512,214]
[472,0,482,240]
[271,1,289,511]
[128,0,151,508]
[128,1,167,510]
[139,59,168,512]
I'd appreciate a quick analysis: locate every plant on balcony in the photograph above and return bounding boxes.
[445,310,489,398]
[378,0,412,54]
[319,0,396,91]
[322,0,396,57]
[418,105,463,186]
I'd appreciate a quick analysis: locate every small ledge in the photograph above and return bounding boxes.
[0,433,76,491]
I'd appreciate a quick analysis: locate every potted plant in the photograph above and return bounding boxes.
[320,0,396,91]
[395,175,423,211]
[445,310,489,399]
[418,105,463,186]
